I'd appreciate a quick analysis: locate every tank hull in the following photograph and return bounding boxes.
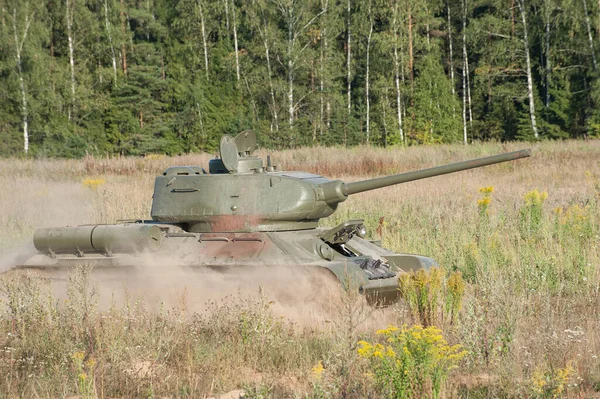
[14,222,437,307]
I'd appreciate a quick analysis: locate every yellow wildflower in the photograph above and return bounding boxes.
[311,361,324,380]
[523,189,548,207]
[477,197,491,206]
[82,178,106,190]
[478,186,494,194]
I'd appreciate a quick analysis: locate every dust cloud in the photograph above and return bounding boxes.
[86,261,360,328]
[0,241,36,274]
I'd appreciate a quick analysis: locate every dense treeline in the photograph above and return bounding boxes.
[1,0,599,157]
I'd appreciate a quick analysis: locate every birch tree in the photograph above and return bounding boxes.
[8,1,34,153]
[248,0,279,132]
[231,0,240,82]
[197,0,209,78]
[461,0,468,144]
[176,0,211,79]
[273,0,324,132]
[447,1,455,115]
[365,0,373,144]
[103,0,118,85]
[583,0,598,70]
[318,0,328,136]
[66,0,76,119]
[391,1,404,143]
[516,0,539,139]
[345,0,352,144]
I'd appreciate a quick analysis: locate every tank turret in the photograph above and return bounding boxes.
[150,130,531,233]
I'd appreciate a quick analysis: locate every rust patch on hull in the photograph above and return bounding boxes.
[189,215,265,233]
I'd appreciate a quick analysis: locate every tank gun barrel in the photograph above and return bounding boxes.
[342,149,531,196]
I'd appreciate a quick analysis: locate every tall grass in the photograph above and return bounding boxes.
[1,139,599,397]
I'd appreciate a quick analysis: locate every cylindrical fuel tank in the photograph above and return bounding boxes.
[91,225,163,254]
[34,225,96,254]
[33,224,163,255]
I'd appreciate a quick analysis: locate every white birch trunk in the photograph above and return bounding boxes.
[324,1,330,128]
[462,0,468,144]
[66,0,76,119]
[462,0,472,126]
[319,0,328,136]
[197,0,209,78]
[232,0,240,82]
[466,60,472,126]
[447,1,455,116]
[392,4,404,143]
[346,0,351,139]
[545,3,550,108]
[365,0,373,144]
[462,55,467,145]
[12,7,32,153]
[263,32,278,131]
[583,0,598,70]
[103,0,118,86]
[517,0,539,139]
[288,5,294,129]
[382,88,388,147]
[320,40,324,135]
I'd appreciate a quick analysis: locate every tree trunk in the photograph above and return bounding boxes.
[232,0,240,82]
[287,5,294,130]
[103,0,118,86]
[197,0,209,78]
[263,32,278,132]
[392,4,404,143]
[11,6,32,153]
[462,0,472,126]
[545,2,550,108]
[583,0,598,70]
[382,88,389,147]
[408,3,414,91]
[346,0,351,145]
[66,0,76,119]
[319,0,328,136]
[120,0,127,75]
[365,0,373,144]
[462,53,467,145]
[447,1,455,114]
[461,0,468,144]
[517,0,539,139]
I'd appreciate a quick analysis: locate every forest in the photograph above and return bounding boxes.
[0,0,599,157]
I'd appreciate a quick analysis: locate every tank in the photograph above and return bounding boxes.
[13,131,531,305]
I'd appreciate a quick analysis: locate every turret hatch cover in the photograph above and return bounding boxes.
[234,130,256,155]
[219,135,239,172]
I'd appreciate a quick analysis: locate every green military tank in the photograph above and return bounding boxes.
[16,131,530,305]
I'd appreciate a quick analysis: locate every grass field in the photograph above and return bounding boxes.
[0,140,599,398]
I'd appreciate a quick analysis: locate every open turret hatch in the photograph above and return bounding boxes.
[218,130,263,173]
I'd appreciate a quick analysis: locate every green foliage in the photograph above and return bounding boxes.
[1,0,600,156]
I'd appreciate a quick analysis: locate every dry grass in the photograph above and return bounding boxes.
[0,139,599,397]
